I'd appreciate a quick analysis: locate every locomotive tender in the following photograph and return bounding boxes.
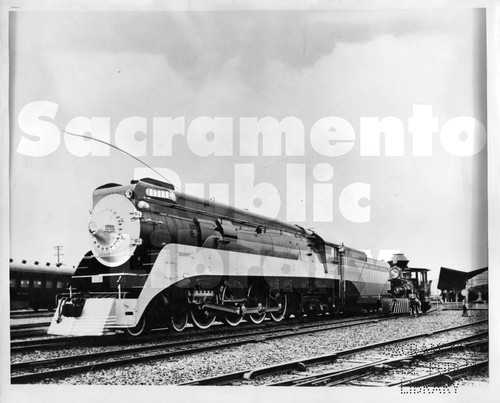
[48,178,410,337]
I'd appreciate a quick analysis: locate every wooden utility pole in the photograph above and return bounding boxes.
[53,245,64,264]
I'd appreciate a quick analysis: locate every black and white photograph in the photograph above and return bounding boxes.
[1,0,498,401]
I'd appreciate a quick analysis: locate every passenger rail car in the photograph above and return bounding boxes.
[10,260,75,311]
[48,178,416,337]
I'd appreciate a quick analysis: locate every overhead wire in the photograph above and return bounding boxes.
[63,130,179,190]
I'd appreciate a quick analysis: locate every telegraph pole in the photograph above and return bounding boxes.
[53,245,64,264]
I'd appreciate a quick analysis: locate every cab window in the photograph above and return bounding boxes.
[325,245,339,262]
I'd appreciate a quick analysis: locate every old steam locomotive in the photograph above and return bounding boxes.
[48,178,428,337]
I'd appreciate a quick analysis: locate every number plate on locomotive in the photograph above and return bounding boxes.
[91,275,103,283]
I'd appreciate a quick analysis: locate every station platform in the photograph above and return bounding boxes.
[441,302,488,311]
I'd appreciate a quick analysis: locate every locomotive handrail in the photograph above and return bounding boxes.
[56,291,129,298]
[72,273,149,278]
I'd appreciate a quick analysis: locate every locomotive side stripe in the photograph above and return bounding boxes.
[132,243,390,326]
[138,243,333,316]
[50,243,392,331]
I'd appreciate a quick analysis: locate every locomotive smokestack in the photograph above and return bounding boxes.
[390,253,409,269]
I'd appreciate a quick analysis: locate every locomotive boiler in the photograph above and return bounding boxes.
[49,178,395,337]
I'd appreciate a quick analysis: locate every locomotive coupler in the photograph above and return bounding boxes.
[56,296,85,322]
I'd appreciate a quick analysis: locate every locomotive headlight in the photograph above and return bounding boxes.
[88,221,99,235]
[390,267,401,279]
[145,187,176,201]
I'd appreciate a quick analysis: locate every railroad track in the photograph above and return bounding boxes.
[268,333,488,386]
[180,319,488,386]
[11,330,51,340]
[11,314,401,383]
[10,306,438,345]
[10,322,52,340]
[11,335,99,353]
[10,311,54,318]
[11,322,51,330]
[10,312,389,352]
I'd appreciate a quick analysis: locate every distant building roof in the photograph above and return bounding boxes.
[467,270,488,288]
[437,267,488,291]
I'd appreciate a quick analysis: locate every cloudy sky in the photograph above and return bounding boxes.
[9,8,487,281]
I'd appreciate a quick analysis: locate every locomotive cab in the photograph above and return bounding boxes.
[404,268,431,312]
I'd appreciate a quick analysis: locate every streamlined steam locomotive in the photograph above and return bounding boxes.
[48,178,427,337]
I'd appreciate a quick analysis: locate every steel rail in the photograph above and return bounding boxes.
[179,319,488,385]
[10,311,54,318]
[10,312,389,353]
[10,315,399,383]
[10,329,50,340]
[10,336,100,352]
[11,322,51,330]
[388,360,488,387]
[270,332,488,386]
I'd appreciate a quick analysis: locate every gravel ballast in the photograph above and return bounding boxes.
[24,308,488,386]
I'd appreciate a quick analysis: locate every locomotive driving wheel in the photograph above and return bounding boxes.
[220,282,244,327]
[268,290,287,322]
[125,315,147,337]
[190,304,216,329]
[246,283,268,324]
[170,310,188,332]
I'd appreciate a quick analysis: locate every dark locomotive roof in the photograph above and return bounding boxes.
[134,177,312,238]
[175,191,303,236]
[96,183,122,190]
[90,178,380,255]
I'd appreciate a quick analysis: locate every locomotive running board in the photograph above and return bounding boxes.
[202,302,281,315]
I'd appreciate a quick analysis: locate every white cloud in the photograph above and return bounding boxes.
[9,10,487,271]
[41,50,187,117]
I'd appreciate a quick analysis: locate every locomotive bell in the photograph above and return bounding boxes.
[390,253,409,269]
